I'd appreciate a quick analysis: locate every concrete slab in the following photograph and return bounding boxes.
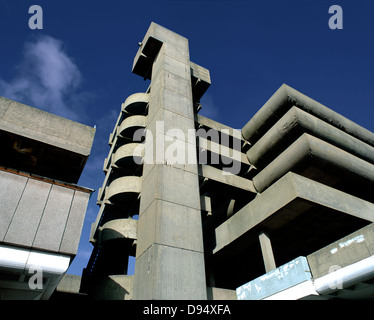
[214,172,374,255]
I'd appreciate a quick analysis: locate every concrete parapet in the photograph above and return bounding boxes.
[252,133,374,193]
[241,84,374,147]
[247,106,374,169]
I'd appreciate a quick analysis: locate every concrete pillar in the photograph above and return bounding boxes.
[259,232,276,273]
[133,23,207,300]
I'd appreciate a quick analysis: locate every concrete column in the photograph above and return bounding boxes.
[259,232,276,273]
[133,23,207,300]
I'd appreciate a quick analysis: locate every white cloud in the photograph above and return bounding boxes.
[0,35,90,121]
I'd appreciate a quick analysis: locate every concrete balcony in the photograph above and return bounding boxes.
[100,219,137,243]
[118,115,147,140]
[121,93,149,115]
[112,143,144,169]
[104,176,142,204]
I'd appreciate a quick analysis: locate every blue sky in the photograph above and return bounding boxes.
[1,0,373,276]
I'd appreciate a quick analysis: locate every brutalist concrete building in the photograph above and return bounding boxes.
[0,97,95,299]
[81,23,374,300]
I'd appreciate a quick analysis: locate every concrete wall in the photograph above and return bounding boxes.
[0,169,91,256]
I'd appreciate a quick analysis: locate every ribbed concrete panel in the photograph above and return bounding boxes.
[4,179,51,247]
[59,190,91,255]
[134,244,207,300]
[0,170,27,241]
[32,185,74,252]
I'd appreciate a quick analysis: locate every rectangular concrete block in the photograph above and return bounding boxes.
[134,244,206,300]
[148,86,194,122]
[136,199,204,257]
[307,223,374,279]
[151,69,193,101]
[32,185,74,252]
[152,49,191,82]
[60,190,91,255]
[0,97,95,156]
[4,178,51,247]
[0,170,28,241]
[140,164,201,214]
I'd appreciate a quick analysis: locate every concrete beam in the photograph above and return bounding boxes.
[241,84,374,147]
[214,172,374,255]
[198,164,256,193]
[253,133,374,193]
[307,223,374,279]
[0,96,95,156]
[259,232,277,273]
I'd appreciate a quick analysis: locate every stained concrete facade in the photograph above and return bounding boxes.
[81,23,374,300]
[0,97,95,299]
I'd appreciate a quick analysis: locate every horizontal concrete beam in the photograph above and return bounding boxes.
[241,84,374,147]
[198,164,256,193]
[214,172,374,255]
[0,96,95,156]
[307,223,374,279]
[253,133,374,193]
[195,114,243,140]
[247,106,374,168]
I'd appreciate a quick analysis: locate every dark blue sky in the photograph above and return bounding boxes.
[1,0,373,275]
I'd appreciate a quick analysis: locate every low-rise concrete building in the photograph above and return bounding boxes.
[80,22,374,300]
[0,97,95,299]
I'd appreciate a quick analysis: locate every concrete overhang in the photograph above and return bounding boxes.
[132,22,210,101]
[213,172,373,262]
[247,106,374,169]
[0,244,71,300]
[0,97,95,184]
[252,133,374,193]
[241,84,374,148]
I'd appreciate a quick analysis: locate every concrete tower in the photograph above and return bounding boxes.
[82,23,374,300]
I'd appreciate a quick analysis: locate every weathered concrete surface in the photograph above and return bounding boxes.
[0,169,92,256]
[0,96,95,156]
[247,106,374,168]
[133,22,207,300]
[307,223,374,279]
[104,176,142,204]
[241,84,374,147]
[55,274,83,294]
[207,287,237,300]
[86,275,133,300]
[121,92,149,115]
[100,218,137,243]
[214,172,374,255]
[0,96,95,183]
[252,133,374,193]
[236,256,312,300]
